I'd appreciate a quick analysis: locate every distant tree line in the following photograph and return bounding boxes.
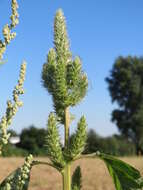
[1,126,136,157]
[85,129,136,156]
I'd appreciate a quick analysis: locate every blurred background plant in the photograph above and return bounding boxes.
[0,1,35,190]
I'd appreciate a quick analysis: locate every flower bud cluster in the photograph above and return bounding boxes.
[1,155,33,190]
[65,116,87,160]
[2,183,11,190]
[0,62,26,154]
[10,0,19,28]
[0,0,19,60]
[3,24,16,45]
[17,154,33,187]
[45,113,66,168]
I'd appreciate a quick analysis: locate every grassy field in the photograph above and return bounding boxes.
[0,157,143,190]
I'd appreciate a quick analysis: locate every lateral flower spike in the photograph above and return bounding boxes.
[67,116,87,160]
[17,154,33,187]
[45,113,66,169]
[0,0,19,60]
[0,62,26,154]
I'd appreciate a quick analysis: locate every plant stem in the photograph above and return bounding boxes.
[63,107,71,190]
[62,164,71,190]
[32,160,61,172]
[65,107,70,147]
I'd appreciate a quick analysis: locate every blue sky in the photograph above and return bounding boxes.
[0,0,143,136]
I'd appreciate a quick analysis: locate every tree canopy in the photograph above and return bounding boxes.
[106,56,143,154]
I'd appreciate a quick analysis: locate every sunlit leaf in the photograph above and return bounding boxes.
[98,152,143,190]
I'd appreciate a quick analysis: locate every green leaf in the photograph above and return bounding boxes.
[98,152,143,190]
[71,166,82,190]
[0,155,33,190]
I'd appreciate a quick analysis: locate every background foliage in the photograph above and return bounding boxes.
[1,127,136,157]
[106,56,143,155]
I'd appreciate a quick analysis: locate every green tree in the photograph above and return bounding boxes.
[86,130,136,156]
[106,56,143,154]
[18,126,47,155]
[7,129,18,137]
